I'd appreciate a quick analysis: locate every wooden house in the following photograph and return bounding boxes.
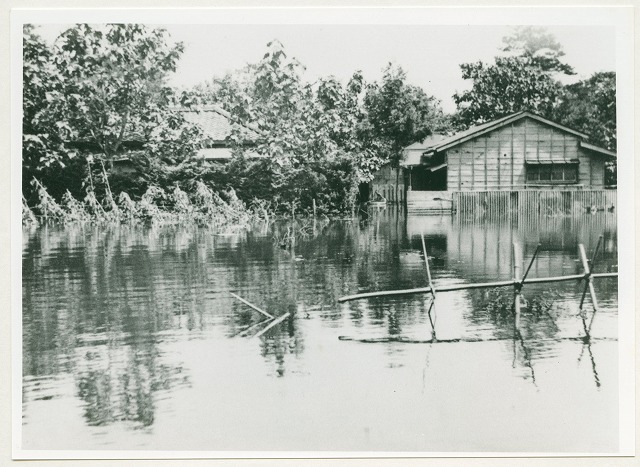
[104,106,262,174]
[370,111,616,213]
[179,106,261,163]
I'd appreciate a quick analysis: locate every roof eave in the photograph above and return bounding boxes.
[579,141,617,158]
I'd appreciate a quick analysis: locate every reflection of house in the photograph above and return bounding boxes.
[404,211,618,281]
[371,112,616,212]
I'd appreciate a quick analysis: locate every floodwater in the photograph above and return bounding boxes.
[21,208,619,453]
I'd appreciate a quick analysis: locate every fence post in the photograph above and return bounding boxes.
[513,242,523,330]
[578,241,600,312]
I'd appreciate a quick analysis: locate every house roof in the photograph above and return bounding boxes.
[405,134,449,151]
[401,111,615,166]
[68,105,262,148]
[402,134,448,166]
[197,147,264,161]
[579,141,617,158]
[177,106,262,143]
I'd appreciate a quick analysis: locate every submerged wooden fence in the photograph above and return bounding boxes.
[338,234,617,344]
[452,190,616,216]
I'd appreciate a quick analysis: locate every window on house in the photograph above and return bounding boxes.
[526,164,578,184]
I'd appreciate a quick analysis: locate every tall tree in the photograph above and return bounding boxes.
[23,24,205,201]
[199,41,383,214]
[23,25,69,174]
[501,26,575,75]
[554,71,616,151]
[363,64,446,167]
[554,71,617,186]
[34,24,188,167]
[453,56,563,127]
[454,27,573,127]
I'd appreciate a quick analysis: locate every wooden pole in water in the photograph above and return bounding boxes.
[522,243,542,283]
[513,242,523,330]
[578,243,599,312]
[420,234,434,295]
[421,234,436,337]
[253,313,290,338]
[229,292,275,320]
[337,271,618,303]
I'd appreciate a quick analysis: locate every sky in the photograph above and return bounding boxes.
[35,24,616,114]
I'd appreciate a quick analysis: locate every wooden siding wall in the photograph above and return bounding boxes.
[446,117,606,191]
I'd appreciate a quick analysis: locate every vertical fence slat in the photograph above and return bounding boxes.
[454,189,616,217]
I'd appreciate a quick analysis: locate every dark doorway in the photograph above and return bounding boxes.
[409,166,447,191]
[357,182,370,203]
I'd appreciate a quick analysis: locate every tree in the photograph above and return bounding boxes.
[554,71,617,186]
[23,26,70,175]
[200,41,385,214]
[23,24,205,202]
[554,71,616,151]
[454,27,573,128]
[33,24,189,166]
[363,64,446,167]
[501,26,575,75]
[453,56,563,127]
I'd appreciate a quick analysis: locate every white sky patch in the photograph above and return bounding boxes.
[32,23,615,114]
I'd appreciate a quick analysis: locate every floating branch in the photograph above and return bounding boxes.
[230,292,274,319]
[338,335,617,345]
[253,313,290,338]
[234,318,272,338]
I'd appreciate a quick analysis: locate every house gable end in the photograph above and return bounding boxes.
[435,112,588,154]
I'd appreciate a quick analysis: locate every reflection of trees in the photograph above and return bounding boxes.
[76,344,189,427]
[22,207,618,419]
[22,225,192,429]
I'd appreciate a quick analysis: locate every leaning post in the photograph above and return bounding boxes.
[578,243,599,312]
[513,242,523,330]
[421,234,437,338]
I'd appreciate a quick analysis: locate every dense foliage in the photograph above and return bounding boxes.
[553,72,616,151]
[23,24,617,224]
[23,24,205,205]
[195,42,445,215]
[453,56,563,126]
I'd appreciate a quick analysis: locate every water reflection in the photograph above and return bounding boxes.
[22,207,618,450]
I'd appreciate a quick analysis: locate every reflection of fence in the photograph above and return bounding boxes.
[453,190,616,215]
[338,234,617,343]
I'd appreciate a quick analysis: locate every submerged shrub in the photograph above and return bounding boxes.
[24,178,260,229]
[22,195,38,225]
[61,190,89,222]
[171,186,193,216]
[117,192,138,222]
[33,178,66,222]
